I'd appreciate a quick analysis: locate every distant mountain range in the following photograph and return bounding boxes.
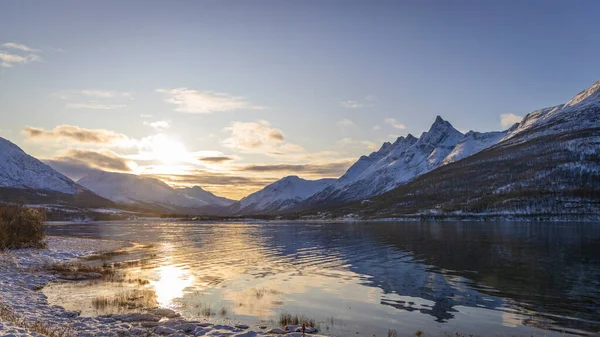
[2,79,599,219]
[77,171,235,212]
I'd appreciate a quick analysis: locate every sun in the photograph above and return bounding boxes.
[150,135,189,164]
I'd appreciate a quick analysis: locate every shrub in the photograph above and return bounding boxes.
[0,205,46,249]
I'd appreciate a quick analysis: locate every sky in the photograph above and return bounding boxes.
[1,0,599,199]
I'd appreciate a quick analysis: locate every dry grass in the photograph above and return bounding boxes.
[0,205,46,249]
[252,287,282,299]
[220,307,228,316]
[0,302,76,337]
[46,262,116,277]
[92,289,157,311]
[279,313,316,328]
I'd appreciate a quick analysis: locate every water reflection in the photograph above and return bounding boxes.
[44,221,600,336]
[152,264,194,308]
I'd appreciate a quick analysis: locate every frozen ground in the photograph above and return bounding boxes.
[0,236,327,337]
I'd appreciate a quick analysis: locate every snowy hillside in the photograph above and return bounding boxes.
[307,116,464,204]
[177,186,235,207]
[78,171,232,210]
[442,129,508,165]
[231,176,335,214]
[0,137,80,194]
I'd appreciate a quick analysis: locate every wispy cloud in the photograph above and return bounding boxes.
[384,118,406,129]
[236,161,352,176]
[337,137,378,150]
[157,88,264,114]
[340,101,363,109]
[54,90,133,110]
[22,125,130,145]
[140,114,153,118]
[500,113,522,128]
[143,120,171,131]
[222,120,304,155]
[337,118,355,127]
[199,156,236,163]
[45,149,133,180]
[0,52,41,68]
[1,42,40,53]
[66,103,127,110]
[340,95,377,109]
[372,125,382,131]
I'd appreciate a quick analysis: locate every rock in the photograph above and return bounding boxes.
[235,324,249,329]
[154,326,177,335]
[113,313,160,322]
[267,328,286,334]
[150,308,181,318]
[175,323,198,332]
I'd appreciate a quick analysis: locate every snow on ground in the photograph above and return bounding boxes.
[0,236,328,337]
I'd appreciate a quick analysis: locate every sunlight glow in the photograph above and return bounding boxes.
[151,264,194,308]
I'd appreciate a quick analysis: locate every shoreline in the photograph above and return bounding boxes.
[0,236,327,337]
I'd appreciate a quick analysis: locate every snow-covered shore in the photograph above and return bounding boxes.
[0,237,327,337]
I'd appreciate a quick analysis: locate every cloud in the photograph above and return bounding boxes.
[140,114,153,118]
[340,95,377,109]
[372,125,382,131]
[222,120,303,155]
[22,125,130,144]
[67,103,127,110]
[1,42,40,53]
[0,52,41,68]
[157,88,264,114]
[54,90,133,109]
[199,156,236,163]
[500,113,523,128]
[144,120,170,131]
[236,161,352,176]
[45,149,132,180]
[340,101,363,109]
[384,118,406,129]
[337,118,354,127]
[337,138,378,150]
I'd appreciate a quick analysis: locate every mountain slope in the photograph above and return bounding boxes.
[0,137,115,208]
[0,137,80,194]
[307,116,463,204]
[177,186,235,207]
[442,129,509,165]
[315,80,600,219]
[78,171,233,211]
[230,176,335,215]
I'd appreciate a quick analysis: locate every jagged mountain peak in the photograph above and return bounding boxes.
[565,79,600,108]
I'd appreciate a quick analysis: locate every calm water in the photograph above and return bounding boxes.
[44,221,600,336]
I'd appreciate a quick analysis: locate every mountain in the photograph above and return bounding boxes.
[229,176,335,215]
[313,80,600,219]
[0,137,80,194]
[78,171,233,212]
[177,186,235,207]
[442,129,510,165]
[0,137,114,208]
[306,116,464,205]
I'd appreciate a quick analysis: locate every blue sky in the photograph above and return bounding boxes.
[1,0,599,198]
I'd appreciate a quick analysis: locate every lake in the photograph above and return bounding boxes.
[43,221,600,336]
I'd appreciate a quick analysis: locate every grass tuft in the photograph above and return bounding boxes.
[279,313,316,328]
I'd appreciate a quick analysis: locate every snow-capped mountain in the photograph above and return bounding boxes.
[230,176,335,214]
[307,116,464,204]
[442,129,509,165]
[317,80,600,219]
[502,79,600,144]
[78,171,233,211]
[0,137,80,194]
[177,186,235,207]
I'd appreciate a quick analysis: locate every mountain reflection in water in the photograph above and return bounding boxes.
[44,221,600,336]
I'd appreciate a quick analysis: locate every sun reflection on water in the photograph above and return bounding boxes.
[151,264,194,307]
